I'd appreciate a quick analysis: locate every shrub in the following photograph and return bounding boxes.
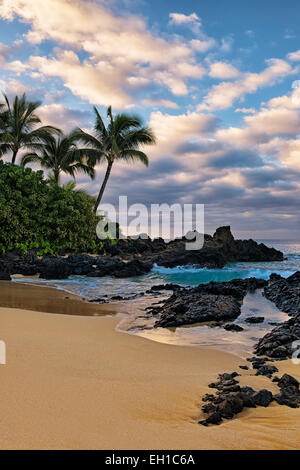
[0,161,101,254]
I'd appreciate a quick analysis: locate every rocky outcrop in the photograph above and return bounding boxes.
[224,323,244,332]
[0,226,283,280]
[213,225,234,245]
[199,369,300,426]
[0,260,11,280]
[274,374,300,408]
[245,316,264,324]
[264,272,300,317]
[254,313,300,359]
[150,278,267,328]
[199,371,274,426]
[0,271,11,280]
[249,272,300,360]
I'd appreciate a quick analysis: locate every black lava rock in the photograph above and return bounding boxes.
[254,313,300,359]
[255,364,278,378]
[224,324,244,332]
[245,316,265,324]
[199,372,274,426]
[153,278,267,328]
[252,390,273,407]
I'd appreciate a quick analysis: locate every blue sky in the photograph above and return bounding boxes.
[0,0,300,238]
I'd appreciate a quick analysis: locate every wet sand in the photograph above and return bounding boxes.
[0,282,299,449]
[0,280,117,316]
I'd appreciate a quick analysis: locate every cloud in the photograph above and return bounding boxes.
[141,98,179,109]
[190,38,217,53]
[220,35,234,53]
[2,78,32,96]
[169,12,200,24]
[217,107,300,149]
[0,41,28,73]
[37,103,93,133]
[209,62,240,79]
[77,102,300,238]
[287,49,300,61]
[148,110,218,159]
[0,0,208,107]
[198,58,296,111]
[169,11,216,52]
[29,50,134,108]
[1,1,300,238]
[235,108,256,114]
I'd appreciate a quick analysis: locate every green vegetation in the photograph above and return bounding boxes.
[0,93,156,253]
[0,161,101,254]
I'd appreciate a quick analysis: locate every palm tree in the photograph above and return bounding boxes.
[73,106,156,212]
[0,102,9,158]
[21,133,95,185]
[0,93,61,164]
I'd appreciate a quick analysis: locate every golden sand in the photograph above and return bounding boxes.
[0,282,299,449]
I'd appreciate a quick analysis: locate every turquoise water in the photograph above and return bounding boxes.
[14,240,300,298]
[150,240,300,286]
[13,240,299,356]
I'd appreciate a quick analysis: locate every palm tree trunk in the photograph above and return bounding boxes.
[54,168,60,185]
[12,150,18,164]
[94,160,113,212]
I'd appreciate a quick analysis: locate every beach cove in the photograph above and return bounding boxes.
[0,281,300,450]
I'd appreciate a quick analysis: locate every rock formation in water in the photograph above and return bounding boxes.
[150,278,267,328]
[0,226,283,280]
[254,272,300,359]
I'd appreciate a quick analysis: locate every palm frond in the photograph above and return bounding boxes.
[121,127,156,149]
[93,106,108,140]
[21,152,43,166]
[119,149,149,166]
[71,128,103,150]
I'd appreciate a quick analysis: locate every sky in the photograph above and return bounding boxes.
[0,0,300,238]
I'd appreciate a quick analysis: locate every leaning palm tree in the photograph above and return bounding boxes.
[21,133,95,185]
[73,106,156,212]
[0,102,9,158]
[0,93,61,164]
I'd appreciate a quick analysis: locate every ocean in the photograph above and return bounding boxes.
[15,240,300,298]
[13,240,300,357]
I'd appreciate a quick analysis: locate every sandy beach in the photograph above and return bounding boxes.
[0,282,300,450]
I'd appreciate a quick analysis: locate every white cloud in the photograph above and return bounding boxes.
[141,98,179,109]
[209,62,240,79]
[148,110,218,159]
[29,51,133,108]
[169,12,200,24]
[235,108,256,114]
[2,78,31,96]
[190,38,216,53]
[0,41,28,73]
[287,49,300,61]
[198,58,296,111]
[0,0,208,107]
[38,103,92,133]
[215,89,300,174]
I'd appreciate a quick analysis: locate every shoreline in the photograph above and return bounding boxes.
[0,282,300,449]
[8,280,275,360]
[1,280,119,317]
